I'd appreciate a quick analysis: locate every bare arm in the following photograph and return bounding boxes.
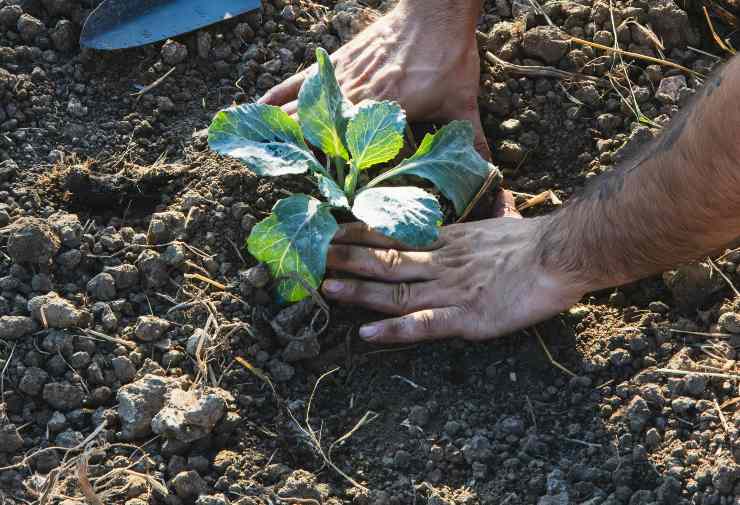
[320,57,740,343]
[541,57,740,292]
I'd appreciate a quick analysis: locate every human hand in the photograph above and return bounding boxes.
[259,1,491,158]
[321,192,587,343]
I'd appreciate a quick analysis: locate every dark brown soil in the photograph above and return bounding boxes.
[0,1,739,505]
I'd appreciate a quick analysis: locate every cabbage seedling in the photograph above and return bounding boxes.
[208,48,501,302]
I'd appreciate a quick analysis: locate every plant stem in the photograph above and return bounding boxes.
[334,157,347,188]
[344,162,360,197]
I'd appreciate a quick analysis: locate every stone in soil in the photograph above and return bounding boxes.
[161,39,188,65]
[197,30,212,59]
[67,96,88,118]
[267,359,295,382]
[186,328,212,356]
[7,217,61,265]
[137,249,170,288]
[28,292,85,328]
[718,311,740,333]
[196,494,228,505]
[522,26,568,64]
[495,139,525,164]
[712,459,739,495]
[0,406,23,453]
[537,468,569,505]
[50,19,76,52]
[117,374,185,440]
[87,272,117,301]
[151,387,228,443]
[104,264,140,290]
[17,14,45,42]
[277,470,329,503]
[56,429,84,448]
[0,5,22,28]
[111,356,137,383]
[271,299,315,342]
[19,367,49,396]
[240,263,270,289]
[50,213,83,248]
[0,315,38,340]
[172,470,208,499]
[282,332,321,362]
[42,382,85,411]
[647,0,699,49]
[663,262,726,310]
[655,76,687,105]
[134,315,170,341]
[0,160,17,183]
[625,395,651,432]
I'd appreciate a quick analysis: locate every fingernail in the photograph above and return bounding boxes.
[359,324,380,340]
[323,279,344,294]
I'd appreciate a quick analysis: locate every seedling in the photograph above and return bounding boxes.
[208,48,500,302]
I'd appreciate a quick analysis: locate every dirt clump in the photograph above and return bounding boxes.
[0,0,738,504]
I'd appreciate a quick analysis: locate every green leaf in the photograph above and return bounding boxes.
[247,195,338,302]
[298,48,352,160]
[217,141,325,176]
[316,173,349,209]
[366,121,501,215]
[352,187,442,248]
[208,103,326,176]
[345,100,406,170]
[209,103,306,148]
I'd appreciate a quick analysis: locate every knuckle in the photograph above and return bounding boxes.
[414,311,437,335]
[392,283,412,313]
[437,245,470,269]
[328,245,352,266]
[379,248,403,276]
[261,88,274,99]
[384,318,403,338]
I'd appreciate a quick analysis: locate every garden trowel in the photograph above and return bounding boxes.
[80,0,261,50]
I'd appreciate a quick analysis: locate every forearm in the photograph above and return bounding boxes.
[540,56,740,292]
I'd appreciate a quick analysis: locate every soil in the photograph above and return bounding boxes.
[1,1,739,505]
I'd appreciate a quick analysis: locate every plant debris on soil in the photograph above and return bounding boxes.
[1,0,739,504]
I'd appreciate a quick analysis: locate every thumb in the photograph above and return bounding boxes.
[455,106,492,162]
[493,189,522,219]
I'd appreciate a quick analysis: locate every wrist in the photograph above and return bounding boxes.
[394,0,482,32]
[532,214,602,299]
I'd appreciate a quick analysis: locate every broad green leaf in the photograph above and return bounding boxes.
[247,195,338,302]
[208,103,326,176]
[345,101,406,170]
[209,103,306,148]
[367,121,501,215]
[316,173,349,209]
[298,48,352,160]
[219,141,324,176]
[352,187,442,248]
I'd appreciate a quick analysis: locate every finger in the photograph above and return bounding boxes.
[343,83,371,107]
[460,108,492,162]
[333,222,405,248]
[281,100,298,117]
[333,222,443,250]
[494,189,522,219]
[322,278,445,315]
[358,307,468,344]
[327,245,440,282]
[342,50,390,95]
[258,66,313,106]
